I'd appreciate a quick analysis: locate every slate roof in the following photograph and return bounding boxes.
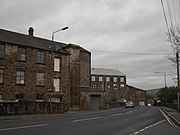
[91,68,126,76]
[0,28,90,54]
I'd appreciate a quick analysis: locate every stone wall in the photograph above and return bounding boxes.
[0,43,70,107]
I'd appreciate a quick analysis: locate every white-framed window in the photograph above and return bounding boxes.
[17,47,26,61]
[36,73,45,86]
[51,98,60,103]
[120,84,125,87]
[91,76,95,81]
[0,44,5,58]
[99,83,103,90]
[54,58,60,72]
[36,93,43,101]
[113,77,117,82]
[99,76,103,82]
[120,77,124,83]
[16,93,24,100]
[54,78,60,92]
[16,70,25,84]
[37,51,45,64]
[114,83,118,90]
[106,84,110,89]
[106,77,110,82]
[0,69,4,83]
[91,84,96,89]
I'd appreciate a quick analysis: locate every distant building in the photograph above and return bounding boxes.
[83,68,127,109]
[126,85,147,106]
[0,27,91,111]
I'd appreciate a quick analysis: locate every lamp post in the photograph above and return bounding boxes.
[154,72,167,88]
[48,27,68,113]
[48,86,55,113]
[52,27,69,41]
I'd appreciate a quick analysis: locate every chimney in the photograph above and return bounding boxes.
[28,27,34,36]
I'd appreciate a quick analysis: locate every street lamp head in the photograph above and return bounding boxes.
[52,26,69,41]
[61,27,69,31]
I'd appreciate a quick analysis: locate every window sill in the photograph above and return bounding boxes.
[36,85,45,87]
[17,60,26,62]
[15,83,26,86]
[36,62,45,65]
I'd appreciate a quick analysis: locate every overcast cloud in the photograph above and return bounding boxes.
[0,0,177,89]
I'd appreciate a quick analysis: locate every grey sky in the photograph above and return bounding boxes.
[0,0,177,89]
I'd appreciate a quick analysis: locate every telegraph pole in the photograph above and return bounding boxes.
[176,51,180,112]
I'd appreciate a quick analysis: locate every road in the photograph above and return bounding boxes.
[0,107,179,135]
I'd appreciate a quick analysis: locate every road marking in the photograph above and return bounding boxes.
[110,113,122,117]
[157,108,180,129]
[130,120,165,135]
[126,111,132,114]
[134,131,139,134]
[0,123,48,131]
[72,116,103,122]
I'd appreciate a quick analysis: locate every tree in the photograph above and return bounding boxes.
[157,86,177,103]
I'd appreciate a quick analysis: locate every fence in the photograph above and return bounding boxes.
[0,100,64,116]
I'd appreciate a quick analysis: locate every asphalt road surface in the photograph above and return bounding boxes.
[0,106,179,135]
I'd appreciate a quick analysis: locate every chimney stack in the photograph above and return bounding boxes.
[28,27,34,36]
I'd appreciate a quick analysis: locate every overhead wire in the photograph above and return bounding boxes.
[172,0,178,28]
[160,0,171,34]
[179,0,180,29]
[167,0,174,29]
[90,50,167,56]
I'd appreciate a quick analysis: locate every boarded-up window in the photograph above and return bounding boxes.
[54,78,60,92]
[54,58,60,72]
[36,73,44,86]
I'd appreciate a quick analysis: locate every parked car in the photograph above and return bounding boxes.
[125,101,135,108]
[147,103,152,106]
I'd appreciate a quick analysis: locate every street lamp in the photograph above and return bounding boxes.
[48,27,68,113]
[154,72,167,88]
[48,86,55,113]
[52,27,69,41]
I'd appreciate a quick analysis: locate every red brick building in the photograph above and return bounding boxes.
[0,27,91,111]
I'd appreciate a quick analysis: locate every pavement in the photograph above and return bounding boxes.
[0,110,88,121]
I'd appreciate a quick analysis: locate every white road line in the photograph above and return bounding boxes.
[130,120,165,135]
[72,116,103,122]
[126,111,132,114]
[0,123,48,131]
[134,131,139,134]
[139,129,144,132]
[110,113,122,117]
